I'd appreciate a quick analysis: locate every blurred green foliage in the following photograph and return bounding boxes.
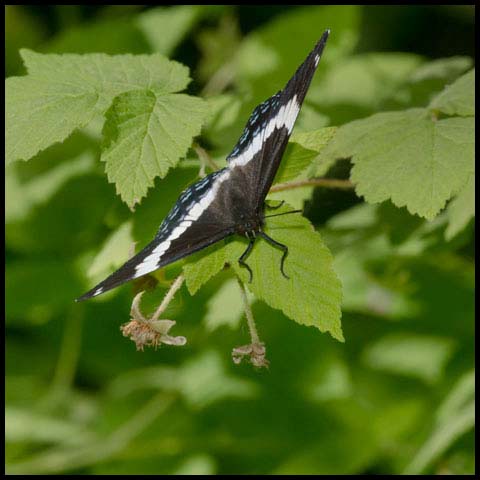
[5,5,475,475]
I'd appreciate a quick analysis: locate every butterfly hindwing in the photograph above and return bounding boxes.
[76,170,236,301]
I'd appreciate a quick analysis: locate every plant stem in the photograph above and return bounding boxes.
[40,304,84,409]
[236,277,259,344]
[193,143,220,173]
[151,274,185,322]
[270,178,354,192]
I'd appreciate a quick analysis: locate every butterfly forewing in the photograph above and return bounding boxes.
[226,30,330,207]
[76,30,330,301]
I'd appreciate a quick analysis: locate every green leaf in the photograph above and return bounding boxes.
[6,49,190,164]
[6,260,83,325]
[203,278,245,331]
[184,205,343,340]
[429,68,475,117]
[362,333,455,384]
[5,407,93,445]
[101,89,207,207]
[237,5,360,86]
[308,53,422,110]
[43,17,149,55]
[275,128,337,183]
[445,174,475,240]
[231,206,343,341]
[183,241,230,296]
[404,370,475,474]
[137,5,202,55]
[6,152,94,223]
[323,109,474,219]
[87,221,134,280]
[175,351,257,408]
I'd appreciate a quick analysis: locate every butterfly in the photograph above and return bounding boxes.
[76,30,330,302]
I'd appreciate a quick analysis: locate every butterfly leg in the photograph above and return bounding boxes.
[239,235,255,283]
[265,200,285,210]
[258,232,290,280]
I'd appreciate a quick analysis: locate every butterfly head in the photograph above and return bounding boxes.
[236,214,264,237]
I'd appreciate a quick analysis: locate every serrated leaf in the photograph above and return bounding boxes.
[101,89,207,207]
[183,205,343,340]
[6,49,190,164]
[230,206,343,341]
[429,68,475,117]
[323,109,474,219]
[183,241,230,295]
[445,174,475,240]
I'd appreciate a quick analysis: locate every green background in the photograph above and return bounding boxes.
[5,5,475,475]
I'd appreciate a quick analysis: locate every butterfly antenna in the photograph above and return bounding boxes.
[263,209,302,219]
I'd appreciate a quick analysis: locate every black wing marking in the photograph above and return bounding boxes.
[77,31,330,301]
[76,169,235,301]
[226,29,330,207]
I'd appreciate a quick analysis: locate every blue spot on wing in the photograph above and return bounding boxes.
[226,92,282,162]
[155,169,226,239]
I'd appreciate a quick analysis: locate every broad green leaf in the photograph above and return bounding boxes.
[408,57,472,84]
[183,241,231,295]
[445,174,475,240]
[275,127,337,183]
[429,68,475,117]
[308,53,422,110]
[362,333,455,384]
[6,49,190,164]
[203,278,245,331]
[184,205,343,340]
[87,221,134,280]
[230,206,343,341]
[395,56,473,108]
[101,89,207,207]
[323,109,474,219]
[137,5,202,55]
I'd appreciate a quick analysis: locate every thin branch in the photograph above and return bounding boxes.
[236,277,259,344]
[201,60,237,97]
[270,178,354,192]
[151,274,185,322]
[232,277,269,368]
[193,143,220,174]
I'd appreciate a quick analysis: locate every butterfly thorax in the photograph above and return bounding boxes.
[235,213,264,237]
